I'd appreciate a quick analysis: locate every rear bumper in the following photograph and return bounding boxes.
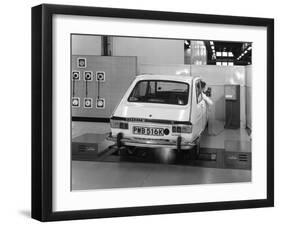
[107,135,197,150]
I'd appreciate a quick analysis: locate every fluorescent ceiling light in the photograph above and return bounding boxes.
[228,52,233,57]
[222,62,228,66]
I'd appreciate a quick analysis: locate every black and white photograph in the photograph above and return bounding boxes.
[71,34,253,190]
[30,3,274,221]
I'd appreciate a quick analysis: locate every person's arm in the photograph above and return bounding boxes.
[202,93,213,106]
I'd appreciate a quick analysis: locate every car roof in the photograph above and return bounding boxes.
[136,74,198,83]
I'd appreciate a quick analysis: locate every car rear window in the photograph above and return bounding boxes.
[128,80,189,105]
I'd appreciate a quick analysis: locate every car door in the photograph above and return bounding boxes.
[194,79,204,136]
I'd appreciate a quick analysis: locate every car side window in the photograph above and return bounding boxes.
[148,81,156,95]
[196,80,203,103]
[132,81,148,97]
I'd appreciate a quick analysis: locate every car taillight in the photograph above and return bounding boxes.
[172,124,192,133]
[110,120,128,129]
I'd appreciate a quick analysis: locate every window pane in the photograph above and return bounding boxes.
[128,80,189,105]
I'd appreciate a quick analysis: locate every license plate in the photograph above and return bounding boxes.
[133,126,164,136]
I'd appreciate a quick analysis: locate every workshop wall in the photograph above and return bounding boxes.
[71,35,250,127]
[112,37,184,65]
[72,35,102,55]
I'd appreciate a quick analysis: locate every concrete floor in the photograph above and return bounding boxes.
[71,121,251,190]
[72,161,251,190]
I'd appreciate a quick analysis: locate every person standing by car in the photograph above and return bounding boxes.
[200,80,213,109]
[200,80,217,135]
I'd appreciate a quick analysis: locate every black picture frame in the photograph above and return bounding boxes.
[32,4,274,222]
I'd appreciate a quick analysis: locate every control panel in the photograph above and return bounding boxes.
[71,55,137,118]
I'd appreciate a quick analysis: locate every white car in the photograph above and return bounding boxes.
[108,74,208,156]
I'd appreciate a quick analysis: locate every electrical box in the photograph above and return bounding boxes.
[72,133,112,161]
[225,85,237,100]
[224,140,251,170]
[225,85,240,129]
